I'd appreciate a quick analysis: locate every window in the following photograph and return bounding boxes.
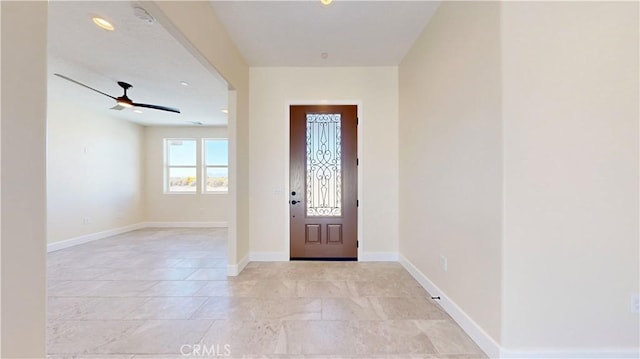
[164,138,229,194]
[165,139,197,193]
[203,139,229,192]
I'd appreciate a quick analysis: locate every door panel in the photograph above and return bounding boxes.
[290,105,357,259]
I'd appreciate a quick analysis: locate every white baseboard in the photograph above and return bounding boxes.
[227,253,249,276]
[399,254,639,359]
[143,221,227,228]
[250,252,289,262]
[359,251,398,261]
[249,251,399,262]
[500,348,640,359]
[399,254,501,358]
[47,223,146,252]
[48,222,228,252]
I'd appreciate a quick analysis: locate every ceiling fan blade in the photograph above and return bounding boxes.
[132,102,181,114]
[54,73,117,100]
[110,104,126,111]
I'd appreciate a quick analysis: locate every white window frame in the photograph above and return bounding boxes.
[202,138,229,194]
[164,138,198,194]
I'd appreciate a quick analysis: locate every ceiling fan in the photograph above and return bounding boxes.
[54,73,181,114]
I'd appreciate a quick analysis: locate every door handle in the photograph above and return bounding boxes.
[291,200,299,205]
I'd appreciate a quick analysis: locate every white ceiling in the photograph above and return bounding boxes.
[210,0,440,66]
[47,1,440,126]
[48,1,229,127]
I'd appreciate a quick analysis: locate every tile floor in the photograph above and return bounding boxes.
[47,228,486,359]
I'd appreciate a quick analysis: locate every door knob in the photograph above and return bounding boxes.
[291,200,299,205]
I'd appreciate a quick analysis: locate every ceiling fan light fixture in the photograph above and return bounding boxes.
[116,97,134,108]
[92,17,115,31]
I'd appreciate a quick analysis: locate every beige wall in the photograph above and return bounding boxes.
[501,1,639,350]
[150,1,251,265]
[1,2,47,357]
[399,0,639,354]
[1,1,635,356]
[47,100,145,244]
[399,1,503,342]
[0,2,2,352]
[47,109,229,242]
[2,0,241,349]
[144,126,229,223]
[249,67,399,258]
[0,2,3,353]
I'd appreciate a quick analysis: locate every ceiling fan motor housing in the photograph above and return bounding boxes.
[116,82,134,107]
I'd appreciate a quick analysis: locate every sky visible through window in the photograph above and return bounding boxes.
[168,139,228,177]
[168,140,196,166]
[205,139,228,178]
[205,140,228,166]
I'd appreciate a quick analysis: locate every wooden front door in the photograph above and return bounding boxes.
[290,105,358,260]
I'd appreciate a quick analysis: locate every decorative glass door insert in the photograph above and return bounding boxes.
[306,113,342,217]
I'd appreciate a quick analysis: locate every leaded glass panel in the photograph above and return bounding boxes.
[306,113,342,217]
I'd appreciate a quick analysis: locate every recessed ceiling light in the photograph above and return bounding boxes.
[180,81,189,87]
[221,109,229,114]
[133,109,143,114]
[321,0,333,5]
[92,17,114,31]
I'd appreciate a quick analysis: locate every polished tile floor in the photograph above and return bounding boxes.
[47,228,486,358]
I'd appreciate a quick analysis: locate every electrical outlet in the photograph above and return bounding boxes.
[82,217,90,225]
[439,255,448,272]
[632,294,640,314]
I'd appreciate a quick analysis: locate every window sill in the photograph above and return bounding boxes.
[162,191,229,195]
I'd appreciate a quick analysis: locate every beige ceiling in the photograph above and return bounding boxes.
[210,0,440,66]
[48,1,229,127]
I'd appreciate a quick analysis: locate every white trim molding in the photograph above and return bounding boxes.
[399,254,501,358]
[47,223,146,252]
[399,254,638,359]
[143,221,227,228]
[358,252,398,262]
[250,252,289,262]
[47,222,229,252]
[227,253,249,277]
[499,348,640,359]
